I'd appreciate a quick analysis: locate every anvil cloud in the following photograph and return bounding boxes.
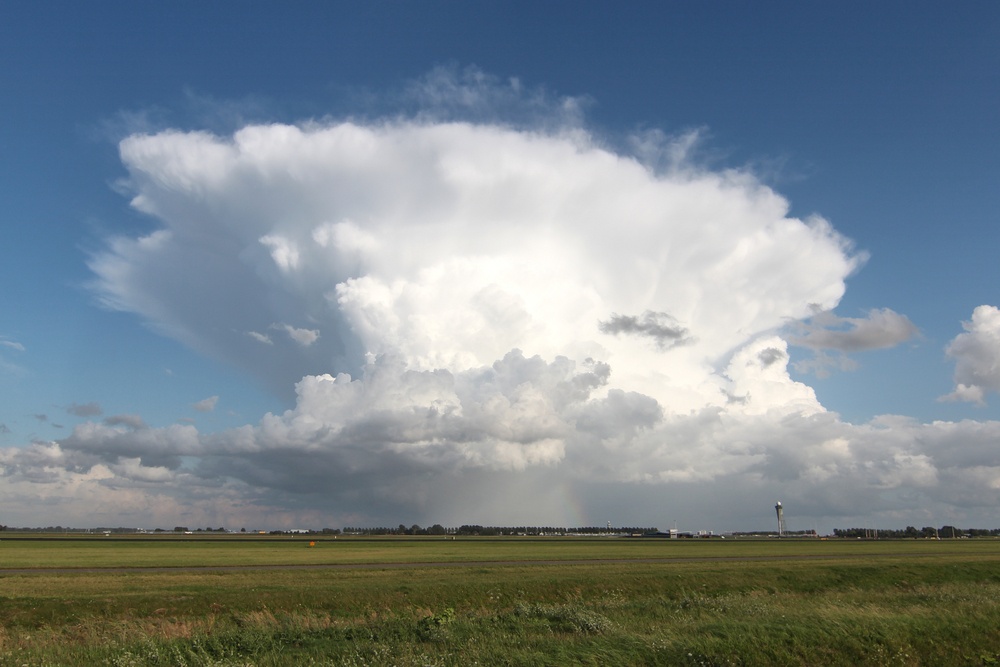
[3,81,1000,531]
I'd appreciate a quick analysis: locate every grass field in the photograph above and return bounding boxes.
[2,536,1000,665]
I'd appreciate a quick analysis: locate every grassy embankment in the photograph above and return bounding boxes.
[2,536,1000,665]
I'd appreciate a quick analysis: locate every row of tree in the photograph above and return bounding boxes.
[341,525,659,536]
[343,524,448,535]
[832,526,999,539]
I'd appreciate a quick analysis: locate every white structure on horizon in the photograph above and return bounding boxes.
[775,502,786,537]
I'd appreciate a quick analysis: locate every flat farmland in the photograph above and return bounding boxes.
[2,536,1000,665]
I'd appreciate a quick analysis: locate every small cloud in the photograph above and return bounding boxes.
[403,64,589,128]
[247,331,273,345]
[940,383,986,407]
[598,311,692,351]
[34,414,48,422]
[1,338,26,352]
[259,234,300,272]
[789,308,918,353]
[0,423,10,434]
[192,395,219,413]
[66,402,103,417]
[164,368,174,376]
[940,305,1000,406]
[272,323,320,347]
[104,414,147,430]
[788,308,918,377]
[757,347,786,367]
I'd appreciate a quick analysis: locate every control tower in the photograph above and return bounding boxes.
[775,502,786,537]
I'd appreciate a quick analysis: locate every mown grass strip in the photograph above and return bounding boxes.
[2,534,998,569]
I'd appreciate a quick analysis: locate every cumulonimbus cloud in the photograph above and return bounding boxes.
[90,112,861,414]
[2,71,995,531]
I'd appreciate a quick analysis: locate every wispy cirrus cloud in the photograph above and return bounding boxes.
[1,338,26,352]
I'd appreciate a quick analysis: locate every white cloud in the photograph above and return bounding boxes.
[273,323,320,347]
[1,338,26,352]
[941,305,1000,406]
[192,395,219,412]
[402,65,589,129]
[90,104,861,406]
[259,234,300,272]
[247,331,273,345]
[0,337,27,378]
[17,70,985,531]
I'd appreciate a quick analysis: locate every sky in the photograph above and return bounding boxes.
[1,2,999,533]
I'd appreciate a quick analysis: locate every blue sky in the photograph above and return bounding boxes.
[2,3,999,532]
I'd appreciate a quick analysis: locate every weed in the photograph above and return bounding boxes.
[513,600,614,634]
[417,607,455,642]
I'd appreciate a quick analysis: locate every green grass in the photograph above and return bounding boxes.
[2,537,1000,665]
[2,533,995,569]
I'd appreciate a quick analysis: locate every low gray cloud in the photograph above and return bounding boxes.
[757,347,786,367]
[598,311,692,351]
[104,414,147,430]
[788,308,918,377]
[67,402,103,418]
[62,419,198,469]
[789,308,918,353]
[4,353,1000,532]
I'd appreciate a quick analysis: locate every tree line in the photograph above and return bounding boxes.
[832,526,1000,539]
[341,525,659,536]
